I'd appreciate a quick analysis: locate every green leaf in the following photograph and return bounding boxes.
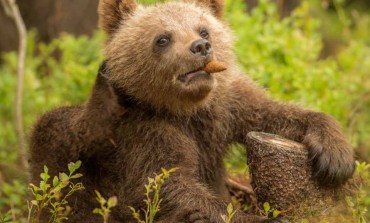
[70,173,83,179]
[129,206,141,218]
[52,176,59,187]
[272,209,281,218]
[68,160,82,174]
[30,184,39,192]
[68,162,74,173]
[59,172,69,182]
[227,203,233,214]
[161,168,169,177]
[92,208,103,215]
[95,190,102,200]
[40,172,50,181]
[263,202,270,213]
[128,206,136,212]
[107,196,118,208]
[75,160,82,169]
[35,194,43,201]
[148,178,154,184]
[31,200,38,205]
[43,165,49,174]
[39,181,50,192]
[57,206,65,211]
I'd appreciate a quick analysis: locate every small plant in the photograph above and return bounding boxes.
[93,191,118,223]
[262,202,281,219]
[0,179,28,222]
[0,211,12,223]
[28,160,85,223]
[344,161,370,223]
[221,203,238,223]
[129,168,177,223]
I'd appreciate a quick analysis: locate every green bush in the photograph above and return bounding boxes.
[225,0,370,151]
[0,31,104,163]
[0,180,27,223]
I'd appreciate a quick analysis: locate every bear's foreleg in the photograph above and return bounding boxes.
[229,78,355,187]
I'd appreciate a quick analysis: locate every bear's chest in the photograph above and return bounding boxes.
[185,113,230,153]
[181,110,232,191]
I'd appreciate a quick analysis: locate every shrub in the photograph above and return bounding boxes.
[225,0,370,151]
[0,31,104,164]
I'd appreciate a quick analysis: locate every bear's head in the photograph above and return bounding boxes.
[99,0,236,115]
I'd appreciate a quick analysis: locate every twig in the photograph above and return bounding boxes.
[226,177,254,195]
[27,201,33,223]
[10,198,17,222]
[277,0,286,19]
[0,168,3,185]
[347,91,370,134]
[1,0,28,169]
[0,0,12,17]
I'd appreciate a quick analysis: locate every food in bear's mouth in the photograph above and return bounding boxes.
[178,61,227,83]
[204,61,227,73]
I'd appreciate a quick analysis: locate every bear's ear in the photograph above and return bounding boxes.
[187,0,224,18]
[98,0,137,35]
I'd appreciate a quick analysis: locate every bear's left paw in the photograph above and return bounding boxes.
[303,113,356,187]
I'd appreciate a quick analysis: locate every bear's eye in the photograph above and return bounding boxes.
[156,36,170,47]
[200,29,209,39]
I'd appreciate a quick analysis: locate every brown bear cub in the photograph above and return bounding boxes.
[29,0,355,222]
[29,63,126,222]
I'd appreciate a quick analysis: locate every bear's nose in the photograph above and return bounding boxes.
[190,39,213,57]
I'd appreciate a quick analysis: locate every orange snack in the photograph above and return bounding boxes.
[204,61,227,73]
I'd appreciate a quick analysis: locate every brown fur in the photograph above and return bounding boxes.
[184,0,225,18]
[98,0,137,35]
[29,63,125,222]
[29,0,355,222]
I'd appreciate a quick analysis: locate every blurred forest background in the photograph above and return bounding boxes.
[0,0,369,222]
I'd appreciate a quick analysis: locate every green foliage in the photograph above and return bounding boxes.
[0,31,104,163]
[345,161,370,223]
[0,211,12,223]
[93,191,118,223]
[221,203,238,223]
[225,0,370,151]
[0,180,28,223]
[262,202,281,219]
[28,161,84,223]
[129,168,177,223]
[225,143,248,175]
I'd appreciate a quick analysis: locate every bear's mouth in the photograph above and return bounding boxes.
[178,68,210,83]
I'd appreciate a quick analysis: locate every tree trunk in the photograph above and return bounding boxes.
[1,0,28,169]
[246,132,336,213]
